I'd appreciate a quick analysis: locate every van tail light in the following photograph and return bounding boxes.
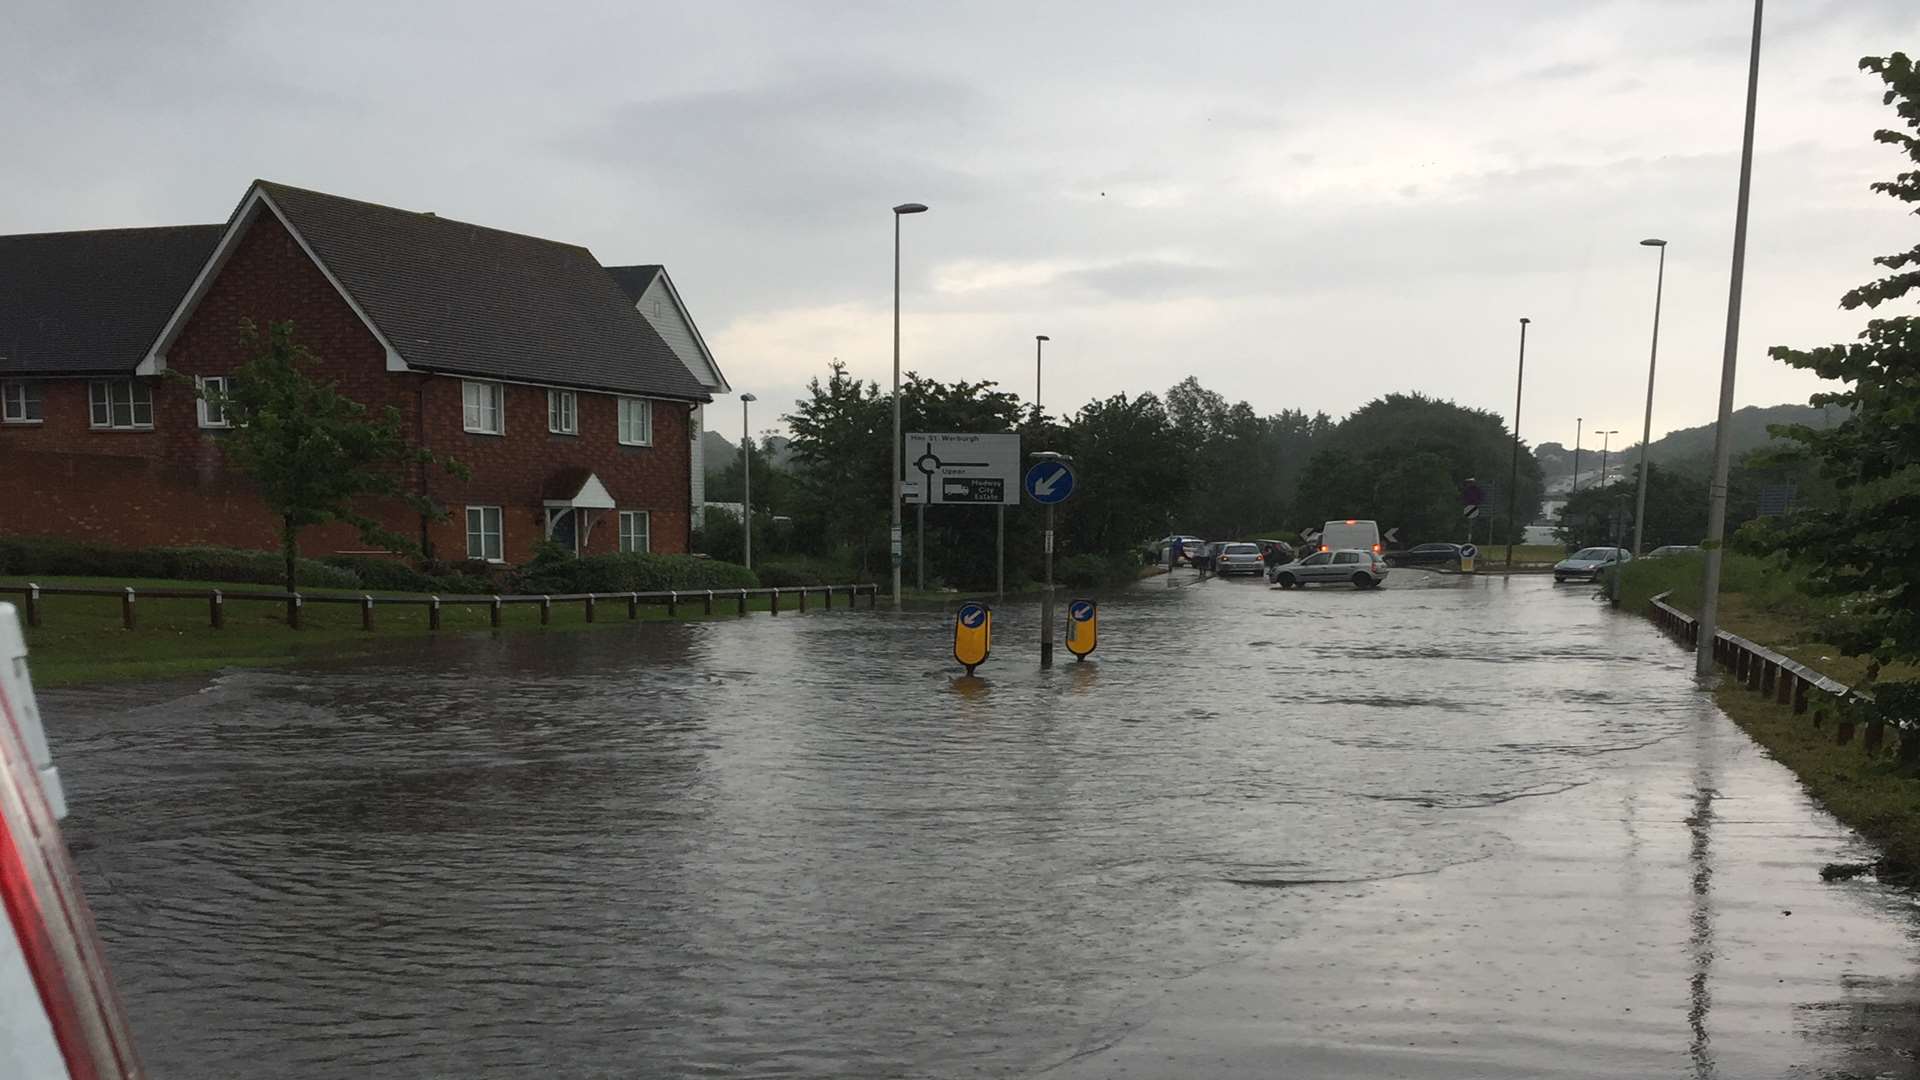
[1372,544,1381,553]
[1319,545,1329,553]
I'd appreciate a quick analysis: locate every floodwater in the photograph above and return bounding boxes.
[42,572,1920,1078]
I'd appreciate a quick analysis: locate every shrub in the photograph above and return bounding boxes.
[753,556,875,589]
[507,551,759,594]
[0,536,357,588]
[1055,552,1137,589]
[325,555,493,595]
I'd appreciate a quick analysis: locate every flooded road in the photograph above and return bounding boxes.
[43,572,1920,1077]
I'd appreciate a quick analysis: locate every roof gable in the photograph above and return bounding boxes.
[0,226,222,376]
[604,264,729,394]
[149,182,710,401]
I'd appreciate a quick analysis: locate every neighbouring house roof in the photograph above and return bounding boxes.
[149,181,711,402]
[604,263,730,394]
[0,225,223,376]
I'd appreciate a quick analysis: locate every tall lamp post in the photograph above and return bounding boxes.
[1699,0,1765,675]
[1504,317,1530,569]
[1034,334,1050,413]
[1631,239,1668,556]
[1598,430,1620,488]
[890,202,928,609]
[1573,417,1583,493]
[739,393,756,570]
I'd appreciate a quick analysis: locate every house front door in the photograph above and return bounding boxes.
[548,508,578,554]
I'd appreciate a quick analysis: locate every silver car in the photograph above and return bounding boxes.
[1268,548,1389,590]
[1213,542,1265,576]
[1554,546,1632,582]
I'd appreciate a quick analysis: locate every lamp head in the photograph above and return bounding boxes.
[1640,238,1667,247]
[893,203,929,215]
[740,392,757,402]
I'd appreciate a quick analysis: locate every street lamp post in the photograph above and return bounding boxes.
[1573,418,1583,493]
[1699,0,1766,677]
[1631,239,1668,556]
[740,393,757,570]
[1598,430,1620,488]
[1504,318,1530,569]
[890,202,928,610]
[1034,335,1050,413]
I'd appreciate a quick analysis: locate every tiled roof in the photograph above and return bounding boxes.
[256,182,709,401]
[0,225,223,375]
[604,264,664,303]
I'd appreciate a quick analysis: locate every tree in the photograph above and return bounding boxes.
[1294,393,1543,544]
[1557,465,1705,550]
[194,320,467,591]
[1752,53,1920,725]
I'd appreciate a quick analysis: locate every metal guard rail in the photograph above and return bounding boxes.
[1646,589,1868,718]
[0,581,880,630]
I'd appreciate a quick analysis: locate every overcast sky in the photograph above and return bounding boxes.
[6,0,1915,448]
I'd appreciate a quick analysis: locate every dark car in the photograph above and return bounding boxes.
[1254,539,1296,566]
[1385,542,1464,567]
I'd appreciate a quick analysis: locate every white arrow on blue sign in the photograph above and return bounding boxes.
[1023,461,1076,504]
[958,602,988,628]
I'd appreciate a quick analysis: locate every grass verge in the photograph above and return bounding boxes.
[5,576,839,687]
[1712,677,1920,880]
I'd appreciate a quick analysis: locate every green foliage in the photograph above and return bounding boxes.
[506,549,759,594]
[1055,391,1191,556]
[0,536,360,588]
[1754,54,1920,723]
[751,556,880,588]
[705,436,795,512]
[1053,552,1139,588]
[189,320,469,589]
[1557,464,1707,549]
[322,555,492,595]
[1294,393,1544,544]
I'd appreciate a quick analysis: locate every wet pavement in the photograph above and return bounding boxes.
[41,571,1920,1077]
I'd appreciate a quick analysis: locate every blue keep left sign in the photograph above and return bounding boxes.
[1024,461,1076,505]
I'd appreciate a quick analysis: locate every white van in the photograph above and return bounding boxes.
[1318,519,1382,555]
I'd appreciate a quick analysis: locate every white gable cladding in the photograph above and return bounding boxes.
[633,272,727,524]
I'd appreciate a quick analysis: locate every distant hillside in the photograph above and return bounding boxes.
[1534,403,1846,485]
[703,430,793,475]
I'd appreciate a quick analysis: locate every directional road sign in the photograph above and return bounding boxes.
[1460,544,1478,560]
[954,601,992,674]
[905,433,1021,505]
[1065,599,1098,660]
[1023,460,1076,505]
[1383,527,1401,545]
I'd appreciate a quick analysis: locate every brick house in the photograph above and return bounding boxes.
[0,180,712,566]
[605,265,731,521]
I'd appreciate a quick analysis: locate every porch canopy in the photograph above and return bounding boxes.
[542,469,615,551]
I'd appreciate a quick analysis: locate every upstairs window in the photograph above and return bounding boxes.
[196,375,232,428]
[618,397,652,446]
[548,389,577,435]
[463,380,504,435]
[1,381,42,424]
[89,380,153,430]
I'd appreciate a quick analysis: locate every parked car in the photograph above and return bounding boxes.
[1645,544,1702,559]
[1213,542,1266,576]
[1317,519,1382,555]
[1253,539,1296,566]
[1385,542,1464,567]
[1554,546,1632,582]
[1269,548,1390,590]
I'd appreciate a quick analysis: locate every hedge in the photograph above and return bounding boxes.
[507,550,759,594]
[0,537,359,589]
[1055,552,1139,589]
[324,555,493,595]
[753,557,876,589]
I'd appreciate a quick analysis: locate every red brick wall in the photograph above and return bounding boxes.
[0,205,696,565]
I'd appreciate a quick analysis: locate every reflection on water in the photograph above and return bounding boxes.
[40,573,1920,1078]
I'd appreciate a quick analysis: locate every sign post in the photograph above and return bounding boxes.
[906,432,1021,596]
[1024,455,1077,668]
[953,601,991,675]
[1065,598,1098,660]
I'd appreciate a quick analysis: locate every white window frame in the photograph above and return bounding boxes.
[547,389,577,435]
[1,380,42,424]
[88,380,153,430]
[195,375,232,429]
[466,505,504,563]
[462,380,505,435]
[618,397,653,447]
[619,510,650,553]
